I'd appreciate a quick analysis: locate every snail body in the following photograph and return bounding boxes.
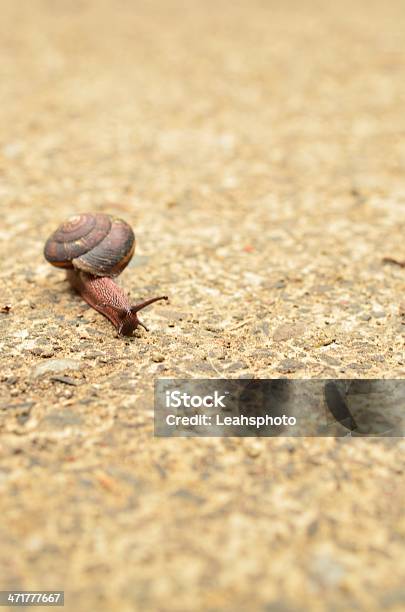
[44,213,167,336]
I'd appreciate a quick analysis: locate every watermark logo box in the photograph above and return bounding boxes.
[154,379,405,437]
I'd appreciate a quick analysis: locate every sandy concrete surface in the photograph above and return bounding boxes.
[0,1,404,610]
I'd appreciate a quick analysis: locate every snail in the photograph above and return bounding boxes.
[44,213,168,336]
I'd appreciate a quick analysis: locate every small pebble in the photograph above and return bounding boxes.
[31,346,54,358]
[50,375,78,386]
[152,352,165,363]
[245,442,262,458]
[84,350,105,359]
[321,355,341,366]
[42,408,83,428]
[371,354,384,362]
[205,324,221,332]
[32,359,82,378]
[371,310,386,318]
[273,323,305,342]
[224,361,248,372]
[2,141,24,158]
[278,359,304,373]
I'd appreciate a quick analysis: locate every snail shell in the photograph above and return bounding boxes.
[44,213,135,276]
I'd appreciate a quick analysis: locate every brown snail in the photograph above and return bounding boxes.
[44,213,168,336]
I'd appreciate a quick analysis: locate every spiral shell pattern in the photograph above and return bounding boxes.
[44,213,135,276]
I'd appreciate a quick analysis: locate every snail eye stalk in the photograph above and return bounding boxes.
[130,296,169,314]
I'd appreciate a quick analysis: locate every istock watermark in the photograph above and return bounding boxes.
[154,379,405,437]
[165,390,229,409]
[165,412,297,428]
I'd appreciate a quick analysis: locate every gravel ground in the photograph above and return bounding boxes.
[0,1,404,610]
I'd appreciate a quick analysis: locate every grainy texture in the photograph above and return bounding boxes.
[0,1,404,611]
